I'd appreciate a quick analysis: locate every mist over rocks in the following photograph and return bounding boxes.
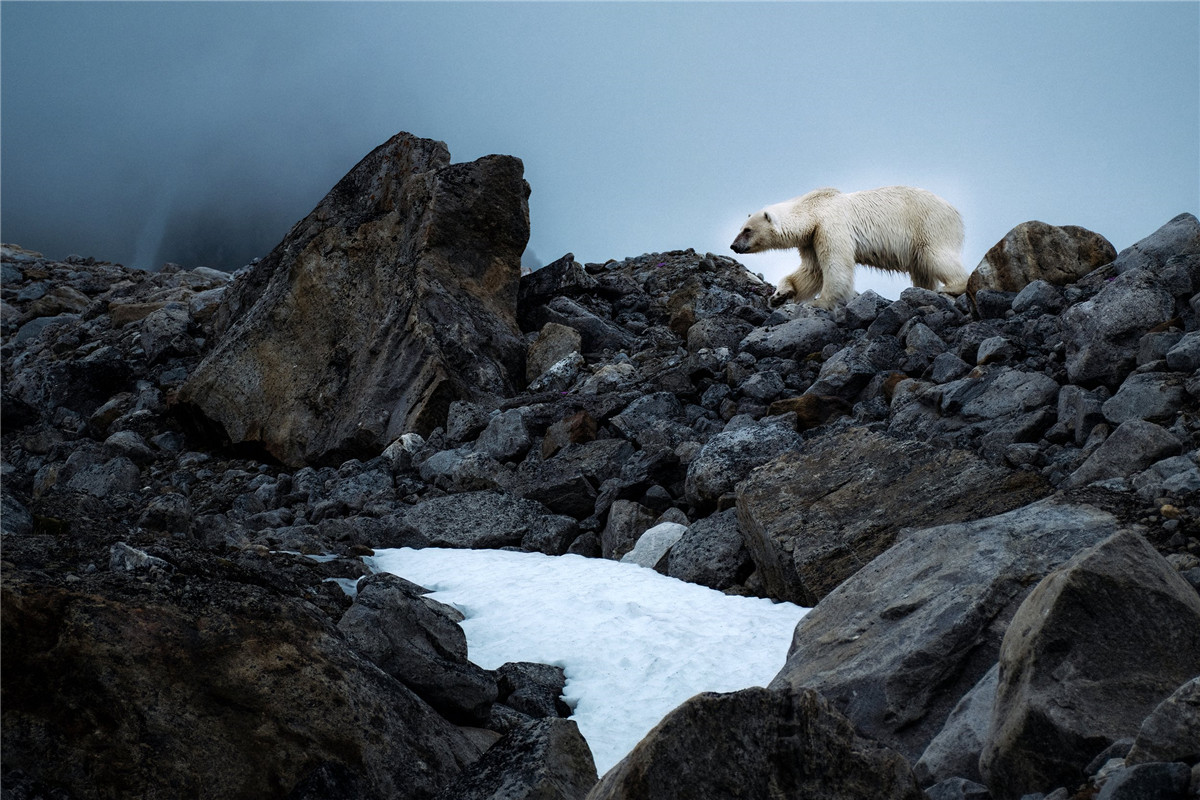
[3,129,1200,799]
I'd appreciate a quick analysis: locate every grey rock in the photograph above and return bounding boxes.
[13,313,81,347]
[600,499,658,560]
[915,664,999,786]
[1101,372,1188,425]
[980,530,1200,800]
[739,316,842,359]
[769,499,1113,763]
[519,253,599,308]
[419,447,510,493]
[177,132,529,466]
[337,572,498,726]
[535,295,639,354]
[968,221,1116,301]
[436,718,598,800]
[528,352,586,394]
[527,322,583,383]
[138,493,192,533]
[661,508,753,591]
[103,430,155,464]
[399,490,578,554]
[807,335,903,399]
[0,492,34,536]
[976,335,1016,365]
[619,521,686,568]
[738,370,784,402]
[684,422,802,511]
[447,401,492,445]
[496,662,572,720]
[586,686,923,800]
[1126,677,1200,766]
[738,428,1048,607]
[1095,762,1191,800]
[1063,419,1181,488]
[1062,269,1176,386]
[930,352,972,383]
[139,302,196,364]
[477,409,533,463]
[1111,212,1200,276]
[1165,331,1200,372]
[1133,454,1200,501]
[1057,384,1107,447]
[925,778,991,800]
[514,438,635,519]
[66,456,141,497]
[842,290,892,329]
[686,316,753,353]
[1011,279,1066,316]
[382,432,425,473]
[109,542,172,573]
[576,362,638,396]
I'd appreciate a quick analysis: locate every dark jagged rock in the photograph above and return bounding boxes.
[586,686,923,800]
[979,530,1200,800]
[176,132,530,466]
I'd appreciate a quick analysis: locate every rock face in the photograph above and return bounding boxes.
[966,221,1116,302]
[979,530,1200,800]
[737,428,1049,606]
[769,499,1117,762]
[1,564,481,800]
[177,132,530,466]
[586,686,923,800]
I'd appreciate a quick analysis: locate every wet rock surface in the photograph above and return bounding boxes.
[3,133,1199,800]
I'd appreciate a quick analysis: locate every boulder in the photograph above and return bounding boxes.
[1061,269,1176,387]
[684,421,802,511]
[739,315,842,360]
[600,500,658,561]
[979,530,1200,800]
[967,221,1116,302]
[476,409,533,463]
[659,508,753,591]
[338,573,498,726]
[585,686,923,800]
[737,427,1049,606]
[1094,762,1192,800]
[177,132,530,466]
[1,567,480,800]
[769,499,1116,762]
[1125,677,1200,766]
[496,662,573,720]
[527,323,584,384]
[514,438,636,519]
[436,718,598,800]
[914,664,999,787]
[1100,372,1188,425]
[1063,419,1181,489]
[1111,212,1200,276]
[398,490,578,555]
[619,522,687,569]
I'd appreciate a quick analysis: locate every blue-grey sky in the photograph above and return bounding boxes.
[2,2,1197,298]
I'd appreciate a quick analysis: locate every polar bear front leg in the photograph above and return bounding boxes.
[770,258,823,307]
[811,235,856,309]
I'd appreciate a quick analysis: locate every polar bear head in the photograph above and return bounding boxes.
[730,209,782,254]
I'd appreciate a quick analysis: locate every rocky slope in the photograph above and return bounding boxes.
[3,131,1199,800]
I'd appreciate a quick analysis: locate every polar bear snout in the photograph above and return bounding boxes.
[730,230,755,254]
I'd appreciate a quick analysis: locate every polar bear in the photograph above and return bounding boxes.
[731,186,969,309]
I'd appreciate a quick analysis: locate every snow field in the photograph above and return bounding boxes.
[369,547,809,775]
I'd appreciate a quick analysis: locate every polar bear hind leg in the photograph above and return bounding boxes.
[921,246,969,295]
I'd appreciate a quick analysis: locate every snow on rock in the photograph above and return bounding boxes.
[369,547,809,775]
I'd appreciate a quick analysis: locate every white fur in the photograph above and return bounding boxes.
[731,186,968,309]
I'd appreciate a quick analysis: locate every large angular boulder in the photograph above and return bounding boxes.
[967,221,1116,303]
[177,132,530,466]
[1125,677,1200,766]
[769,499,1116,762]
[585,686,923,800]
[736,427,1049,606]
[396,490,579,555]
[979,530,1200,800]
[1111,212,1200,276]
[1,567,480,800]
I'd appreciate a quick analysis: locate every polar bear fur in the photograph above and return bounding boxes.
[731,186,968,309]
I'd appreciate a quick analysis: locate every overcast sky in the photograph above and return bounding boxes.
[2,2,1197,298]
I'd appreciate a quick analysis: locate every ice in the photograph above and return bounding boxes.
[369,547,809,775]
